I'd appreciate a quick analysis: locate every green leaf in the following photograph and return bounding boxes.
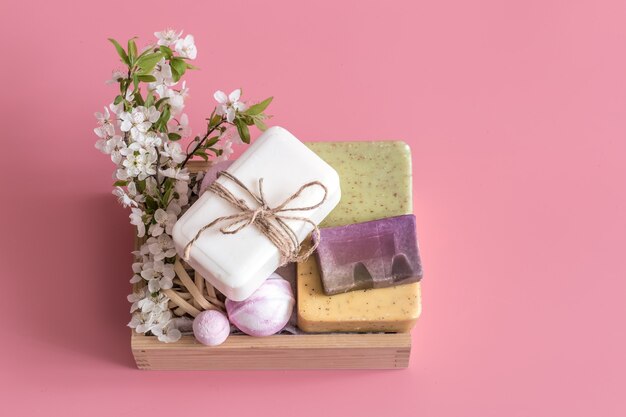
[170,58,186,81]
[155,105,171,131]
[205,136,220,147]
[145,196,158,211]
[134,90,144,106]
[108,38,129,65]
[235,119,250,144]
[136,179,146,193]
[254,118,268,131]
[161,180,174,205]
[137,74,157,82]
[128,38,138,62]
[113,180,128,187]
[193,149,209,161]
[145,91,155,107]
[245,97,273,115]
[240,115,254,126]
[168,132,181,141]
[154,97,169,109]
[113,95,124,105]
[136,52,163,75]
[159,46,173,59]
[132,74,139,90]
[170,65,181,82]
[209,114,222,128]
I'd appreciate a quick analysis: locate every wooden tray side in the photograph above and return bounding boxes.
[132,332,411,370]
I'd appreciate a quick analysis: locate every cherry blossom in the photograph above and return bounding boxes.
[154,28,182,47]
[214,89,247,123]
[174,34,197,59]
[112,186,138,208]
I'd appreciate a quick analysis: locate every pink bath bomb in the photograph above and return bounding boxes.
[199,160,235,194]
[226,274,295,337]
[192,310,230,346]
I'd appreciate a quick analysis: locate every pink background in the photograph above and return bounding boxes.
[1,0,625,415]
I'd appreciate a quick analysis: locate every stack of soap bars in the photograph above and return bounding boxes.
[298,142,423,333]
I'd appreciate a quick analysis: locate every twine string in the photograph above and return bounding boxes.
[183,171,327,265]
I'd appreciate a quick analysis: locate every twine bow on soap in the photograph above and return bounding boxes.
[183,171,328,265]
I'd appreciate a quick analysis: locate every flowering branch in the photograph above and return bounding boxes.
[94,29,273,342]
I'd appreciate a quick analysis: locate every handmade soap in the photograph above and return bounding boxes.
[173,127,341,301]
[314,214,422,295]
[297,256,421,333]
[305,141,412,227]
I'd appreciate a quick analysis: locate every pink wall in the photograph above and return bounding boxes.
[2,0,626,415]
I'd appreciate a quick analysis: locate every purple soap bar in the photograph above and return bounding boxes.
[313,214,422,295]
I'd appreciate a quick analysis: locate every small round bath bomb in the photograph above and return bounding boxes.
[192,310,230,346]
[199,160,234,194]
[226,274,295,337]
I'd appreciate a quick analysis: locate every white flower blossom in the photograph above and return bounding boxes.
[137,291,169,314]
[119,106,161,139]
[162,141,186,164]
[152,320,182,343]
[125,181,145,204]
[129,208,146,237]
[159,167,190,181]
[174,180,190,207]
[94,107,115,138]
[214,89,246,123]
[131,261,143,280]
[147,234,177,261]
[169,113,191,138]
[127,287,147,312]
[141,259,175,292]
[215,138,234,162]
[120,143,158,180]
[170,316,193,333]
[167,199,182,216]
[128,307,171,334]
[106,69,127,85]
[162,82,188,114]
[150,59,176,93]
[148,209,177,237]
[144,177,159,197]
[174,34,197,59]
[112,186,138,208]
[109,90,133,116]
[95,135,127,164]
[136,131,163,148]
[154,28,182,46]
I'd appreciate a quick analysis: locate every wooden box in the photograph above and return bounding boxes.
[130,161,413,370]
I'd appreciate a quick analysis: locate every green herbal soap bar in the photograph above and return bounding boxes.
[305,141,413,227]
[297,256,422,333]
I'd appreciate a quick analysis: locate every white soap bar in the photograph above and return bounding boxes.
[173,127,341,301]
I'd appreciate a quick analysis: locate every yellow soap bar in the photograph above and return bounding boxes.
[306,141,412,228]
[297,256,421,333]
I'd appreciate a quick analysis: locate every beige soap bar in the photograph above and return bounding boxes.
[297,256,421,333]
[306,141,412,228]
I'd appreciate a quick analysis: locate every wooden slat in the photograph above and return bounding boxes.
[132,332,411,370]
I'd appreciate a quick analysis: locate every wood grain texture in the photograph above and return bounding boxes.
[132,332,411,370]
[130,159,412,370]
